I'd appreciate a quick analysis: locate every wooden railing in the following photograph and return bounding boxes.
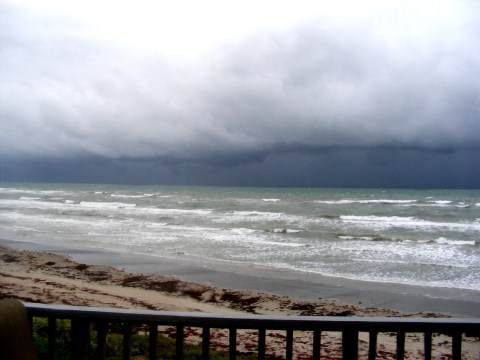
[25,302,479,360]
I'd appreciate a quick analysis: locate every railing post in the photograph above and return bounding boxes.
[71,318,90,360]
[396,331,405,360]
[176,325,184,359]
[368,331,377,360]
[452,333,462,360]
[286,329,293,360]
[258,328,266,360]
[123,323,132,360]
[229,327,237,360]
[342,329,358,360]
[312,330,321,360]
[424,332,432,360]
[202,326,210,360]
[149,323,157,360]
[96,321,107,360]
[48,317,56,359]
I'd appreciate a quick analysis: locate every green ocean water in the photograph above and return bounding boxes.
[1,183,479,290]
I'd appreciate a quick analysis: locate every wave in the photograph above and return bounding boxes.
[317,199,417,205]
[262,198,280,202]
[213,210,299,223]
[0,188,72,196]
[264,228,302,234]
[433,237,477,246]
[320,214,340,219]
[337,234,477,246]
[340,215,480,231]
[111,194,150,198]
[337,234,399,242]
[79,201,137,209]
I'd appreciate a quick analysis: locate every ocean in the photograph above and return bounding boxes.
[0,183,479,291]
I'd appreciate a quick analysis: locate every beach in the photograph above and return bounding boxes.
[1,241,479,359]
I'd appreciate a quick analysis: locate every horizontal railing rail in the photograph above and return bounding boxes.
[25,302,480,360]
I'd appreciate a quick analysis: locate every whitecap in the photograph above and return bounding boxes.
[434,237,476,246]
[111,194,147,198]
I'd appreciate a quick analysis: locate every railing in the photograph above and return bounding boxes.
[25,302,479,360]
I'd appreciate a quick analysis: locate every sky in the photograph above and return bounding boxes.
[1,0,479,188]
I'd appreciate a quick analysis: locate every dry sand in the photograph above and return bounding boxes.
[1,244,478,359]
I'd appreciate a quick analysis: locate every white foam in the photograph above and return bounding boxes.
[338,235,373,241]
[434,237,476,246]
[340,215,480,231]
[135,207,212,216]
[271,228,302,234]
[111,194,148,198]
[428,200,452,205]
[262,198,280,202]
[0,198,72,210]
[213,210,297,223]
[317,199,417,205]
[79,201,136,209]
[341,215,416,223]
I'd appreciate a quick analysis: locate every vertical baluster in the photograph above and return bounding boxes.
[452,333,462,360]
[396,331,405,360]
[229,327,237,360]
[342,330,359,360]
[423,332,432,360]
[286,329,293,360]
[123,323,132,360]
[96,321,107,360]
[368,331,377,360]
[176,325,184,359]
[48,317,56,360]
[202,327,210,360]
[258,328,266,360]
[71,318,90,360]
[149,323,157,360]
[312,330,321,360]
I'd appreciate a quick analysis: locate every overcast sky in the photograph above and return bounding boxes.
[1,0,479,188]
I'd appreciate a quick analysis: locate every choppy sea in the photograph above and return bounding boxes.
[0,183,479,291]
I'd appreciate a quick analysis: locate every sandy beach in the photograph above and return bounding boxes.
[1,242,479,359]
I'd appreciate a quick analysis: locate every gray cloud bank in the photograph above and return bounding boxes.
[1,1,479,187]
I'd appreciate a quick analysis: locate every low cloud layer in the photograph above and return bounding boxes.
[1,1,479,187]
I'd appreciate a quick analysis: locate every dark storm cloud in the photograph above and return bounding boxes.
[1,1,479,187]
[3,148,479,188]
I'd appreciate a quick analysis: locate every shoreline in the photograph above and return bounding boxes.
[1,237,479,317]
[1,240,479,358]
